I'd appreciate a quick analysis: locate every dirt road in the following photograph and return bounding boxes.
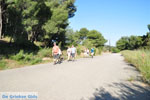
[0,53,150,100]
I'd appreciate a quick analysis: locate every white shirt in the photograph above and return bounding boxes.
[71,47,76,54]
[58,49,62,55]
[67,48,71,54]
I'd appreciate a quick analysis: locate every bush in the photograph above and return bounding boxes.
[77,48,81,55]
[111,47,120,53]
[76,45,85,56]
[37,48,52,58]
[121,50,150,84]
[30,58,42,65]
[98,47,103,54]
[77,47,81,55]
[103,47,108,52]
[11,50,25,61]
[82,39,94,49]
[10,50,42,65]
[11,50,33,62]
[62,50,67,55]
[0,60,7,70]
[24,53,33,61]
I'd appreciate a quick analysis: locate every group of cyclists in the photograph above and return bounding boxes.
[52,42,94,65]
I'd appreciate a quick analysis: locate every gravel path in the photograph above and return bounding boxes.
[0,53,150,100]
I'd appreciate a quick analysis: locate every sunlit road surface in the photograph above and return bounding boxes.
[0,53,150,100]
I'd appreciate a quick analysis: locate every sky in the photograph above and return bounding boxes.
[69,0,150,46]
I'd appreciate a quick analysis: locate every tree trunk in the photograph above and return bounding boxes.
[0,4,2,39]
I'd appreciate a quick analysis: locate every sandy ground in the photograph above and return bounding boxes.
[0,53,150,100]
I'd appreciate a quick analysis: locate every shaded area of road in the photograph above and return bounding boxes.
[90,82,150,100]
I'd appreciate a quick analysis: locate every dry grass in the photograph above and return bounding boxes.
[122,50,150,84]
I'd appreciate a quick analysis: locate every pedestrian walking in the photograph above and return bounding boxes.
[84,48,89,57]
[71,45,76,61]
[91,48,94,58]
[58,48,63,64]
[52,42,59,65]
[67,46,71,61]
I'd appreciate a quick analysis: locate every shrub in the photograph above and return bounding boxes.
[77,47,81,55]
[103,47,108,52]
[11,50,25,61]
[38,48,52,58]
[111,47,120,53]
[82,39,94,49]
[98,47,103,54]
[11,50,33,62]
[24,53,33,61]
[76,45,85,56]
[95,47,103,55]
[0,60,7,70]
[121,50,150,84]
[30,58,42,65]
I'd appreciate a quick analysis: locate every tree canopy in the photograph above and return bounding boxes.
[86,30,107,47]
[0,0,107,49]
[148,24,150,32]
[116,25,150,50]
[66,28,107,48]
[0,0,76,46]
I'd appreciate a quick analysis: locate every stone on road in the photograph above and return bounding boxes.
[0,53,150,100]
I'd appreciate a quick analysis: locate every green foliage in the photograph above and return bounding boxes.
[78,28,89,40]
[11,50,42,65]
[0,60,7,70]
[4,0,28,43]
[30,58,42,65]
[128,36,143,49]
[98,47,103,55]
[117,25,150,51]
[11,50,33,62]
[76,45,84,55]
[103,46,108,52]
[94,47,102,55]
[116,36,143,51]
[66,28,107,49]
[122,50,150,84]
[148,24,150,32]
[82,39,94,49]
[11,50,25,61]
[2,0,76,46]
[111,47,120,53]
[77,48,81,55]
[87,30,107,48]
[142,32,150,48]
[24,53,33,61]
[38,48,52,57]
[65,28,80,46]
[42,7,68,35]
[116,36,129,50]
[65,28,75,44]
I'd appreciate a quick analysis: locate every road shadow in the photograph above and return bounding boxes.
[124,63,138,72]
[123,63,144,83]
[89,82,150,100]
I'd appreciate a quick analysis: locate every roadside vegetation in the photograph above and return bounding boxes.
[0,0,107,70]
[116,25,150,51]
[0,41,104,70]
[121,50,150,84]
[117,25,150,84]
[0,27,106,70]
